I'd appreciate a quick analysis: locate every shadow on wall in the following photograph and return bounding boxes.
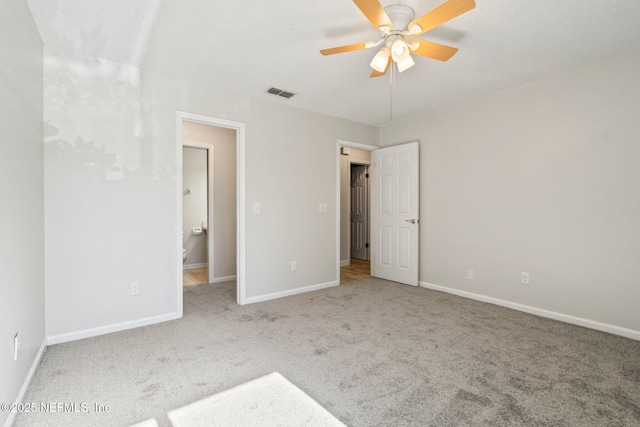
[40,0,163,67]
[43,45,181,329]
[43,45,176,182]
[44,123,174,182]
[42,50,174,182]
[43,124,177,297]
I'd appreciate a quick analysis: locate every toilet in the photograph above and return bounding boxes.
[182,230,188,263]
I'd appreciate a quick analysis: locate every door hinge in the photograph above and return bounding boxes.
[365,243,369,248]
[365,173,369,178]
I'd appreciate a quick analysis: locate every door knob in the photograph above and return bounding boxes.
[405,219,418,224]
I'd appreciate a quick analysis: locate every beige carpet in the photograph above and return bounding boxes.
[15,278,640,426]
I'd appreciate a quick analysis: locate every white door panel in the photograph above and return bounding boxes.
[350,164,369,260]
[371,142,419,286]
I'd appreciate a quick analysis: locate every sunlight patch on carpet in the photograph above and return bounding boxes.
[168,372,346,426]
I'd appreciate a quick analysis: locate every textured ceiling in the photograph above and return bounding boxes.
[26,0,640,126]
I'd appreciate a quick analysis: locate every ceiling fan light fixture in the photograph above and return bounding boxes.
[409,24,422,35]
[391,39,412,63]
[396,55,415,73]
[391,39,407,57]
[408,41,420,51]
[370,47,390,72]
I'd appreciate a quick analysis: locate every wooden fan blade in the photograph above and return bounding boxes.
[411,40,459,61]
[320,42,370,56]
[409,0,476,35]
[353,0,392,30]
[370,57,391,78]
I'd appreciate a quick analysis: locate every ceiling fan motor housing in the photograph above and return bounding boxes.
[384,4,415,32]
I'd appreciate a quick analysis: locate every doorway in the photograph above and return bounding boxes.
[336,140,376,283]
[350,163,369,261]
[182,122,237,287]
[177,112,246,312]
[336,140,420,287]
[182,145,210,286]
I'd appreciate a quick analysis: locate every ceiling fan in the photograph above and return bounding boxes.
[320,0,476,77]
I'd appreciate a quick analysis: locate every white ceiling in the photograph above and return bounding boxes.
[26,0,640,126]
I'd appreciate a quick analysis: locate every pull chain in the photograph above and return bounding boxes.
[389,62,396,122]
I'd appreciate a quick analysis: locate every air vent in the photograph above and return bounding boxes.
[266,87,296,99]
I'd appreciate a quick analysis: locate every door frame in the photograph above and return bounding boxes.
[177,111,247,312]
[335,139,377,282]
[182,141,215,284]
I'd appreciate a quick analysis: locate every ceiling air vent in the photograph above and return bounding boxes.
[267,87,296,99]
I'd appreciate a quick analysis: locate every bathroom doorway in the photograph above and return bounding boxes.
[177,111,246,309]
[182,122,237,286]
[182,145,209,285]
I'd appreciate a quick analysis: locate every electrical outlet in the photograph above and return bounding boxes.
[14,332,19,361]
[131,282,140,296]
[291,261,297,272]
[466,269,474,281]
[521,272,530,285]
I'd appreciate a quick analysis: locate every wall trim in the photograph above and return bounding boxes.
[419,281,640,341]
[212,275,236,283]
[243,281,339,305]
[183,263,207,270]
[4,340,47,427]
[340,259,350,267]
[337,139,378,152]
[47,312,181,345]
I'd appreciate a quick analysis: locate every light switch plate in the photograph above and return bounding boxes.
[253,202,260,214]
[319,203,327,213]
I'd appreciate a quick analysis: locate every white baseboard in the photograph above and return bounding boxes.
[4,339,47,427]
[183,263,207,270]
[419,281,640,341]
[243,281,340,305]
[340,260,350,267]
[47,312,181,345]
[212,275,236,283]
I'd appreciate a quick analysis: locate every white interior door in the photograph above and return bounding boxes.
[350,164,369,260]
[371,142,419,286]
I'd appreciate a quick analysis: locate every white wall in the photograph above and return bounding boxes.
[380,51,640,335]
[0,1,45,425]
[183,122,237,279]
[43,46,379,340]
[182,147,208,266]
[340,148,371,263]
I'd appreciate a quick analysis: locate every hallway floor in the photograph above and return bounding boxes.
[340,258,370,283]
[183,267,208,286]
